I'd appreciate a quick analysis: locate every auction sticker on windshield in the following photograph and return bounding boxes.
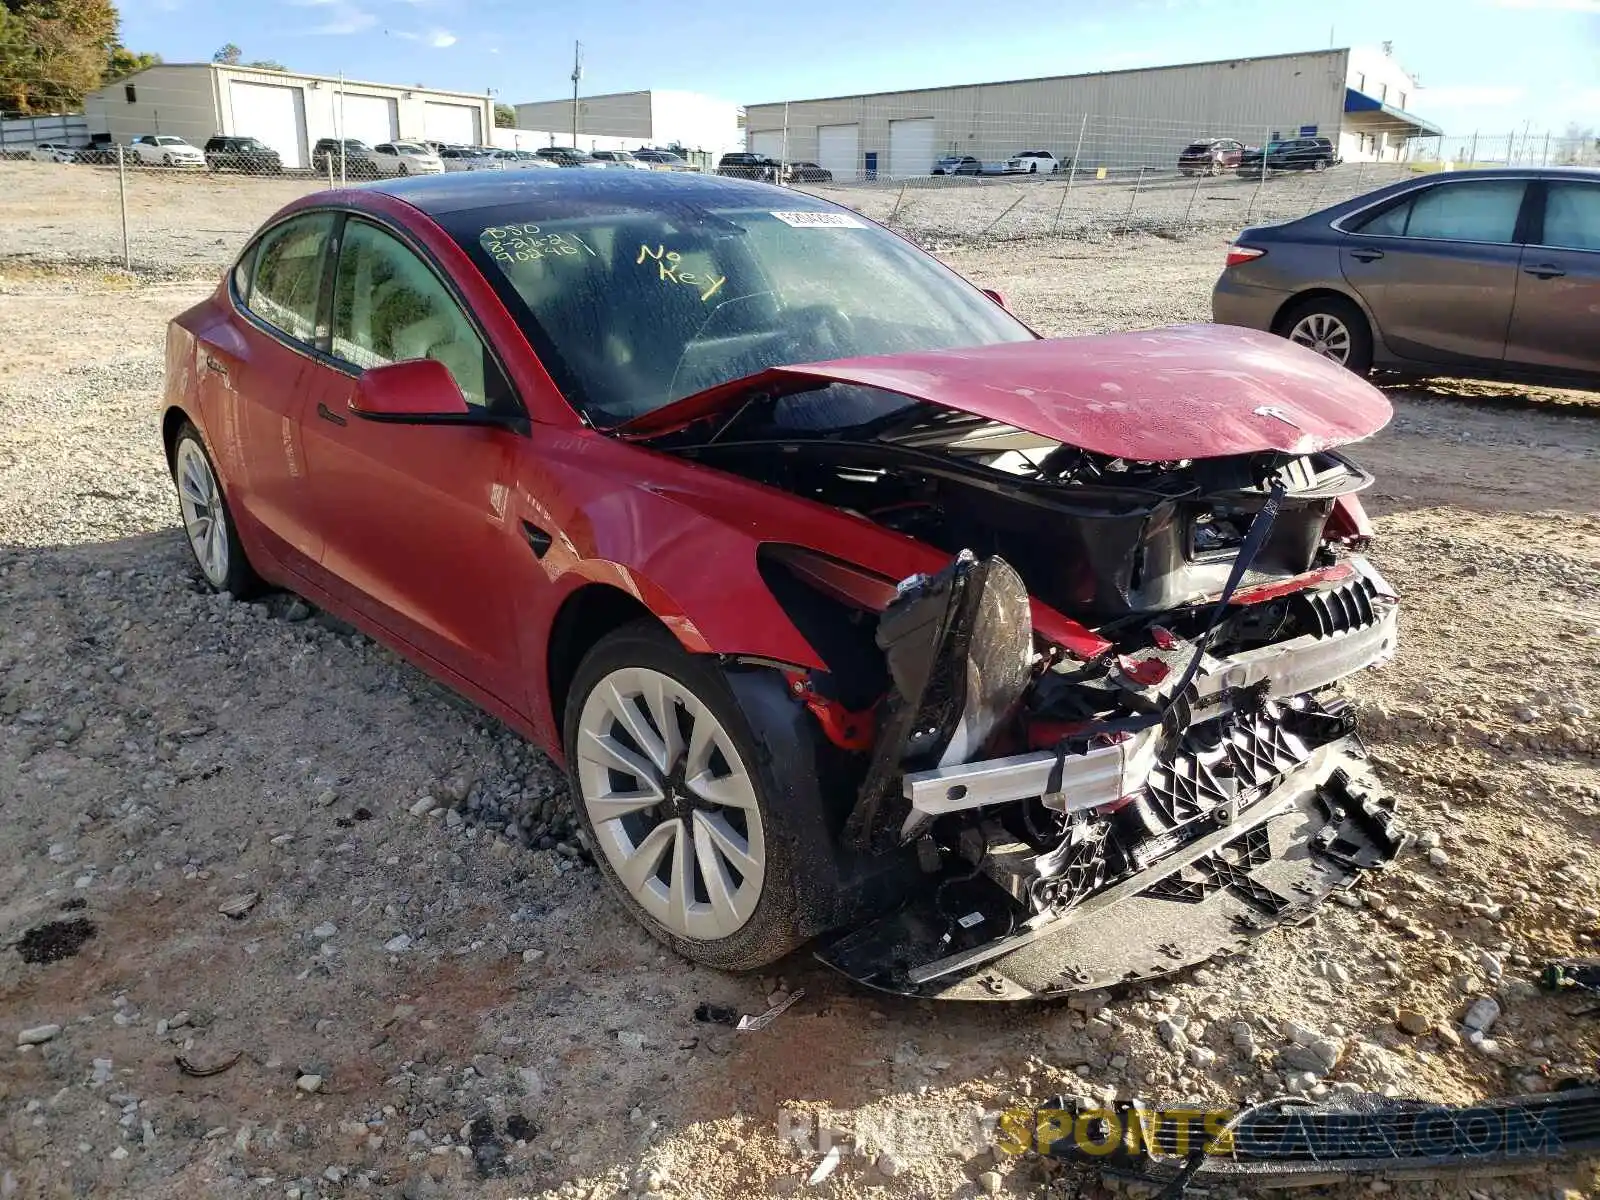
[770,211,865,228]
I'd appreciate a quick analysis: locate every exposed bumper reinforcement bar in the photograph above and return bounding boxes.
[902,601,1398,818]
[815,735,1405,1000]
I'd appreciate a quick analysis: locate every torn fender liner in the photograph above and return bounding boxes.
[843,552,1032,853]
[814,738,1404,1000]
[1028,1084,1600,1188]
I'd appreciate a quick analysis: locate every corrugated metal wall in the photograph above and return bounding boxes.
[515,91,654,141]
[745,50,1350,178]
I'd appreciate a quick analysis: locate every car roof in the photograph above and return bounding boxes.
[365,168,822,218]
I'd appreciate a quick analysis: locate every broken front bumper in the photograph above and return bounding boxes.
[815,734,1405,1000]
[902,598,1399,820]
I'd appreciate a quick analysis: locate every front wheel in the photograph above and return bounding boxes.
[172,423,263,597]
[1312,158,1328,173]
[398,162,409,176]
[162,153,172,166]
[564,621,843,970]
[1278,295,1373,374]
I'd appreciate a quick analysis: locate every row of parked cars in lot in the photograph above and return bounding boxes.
[10,135,698,174]
[714,139,1339,184]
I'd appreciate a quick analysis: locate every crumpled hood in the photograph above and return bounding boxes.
[619,325,1393,459]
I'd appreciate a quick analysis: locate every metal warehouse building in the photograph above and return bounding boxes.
[743,47,1441,181]
[83,64,495,171]
[513,89,743,157]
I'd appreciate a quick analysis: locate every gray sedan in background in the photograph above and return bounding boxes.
[1213,168,1600,388]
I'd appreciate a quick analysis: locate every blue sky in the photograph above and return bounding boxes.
[119,0,1599,135]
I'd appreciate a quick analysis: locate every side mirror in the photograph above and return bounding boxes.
[350,359,470,422]
[981,288,1008,310]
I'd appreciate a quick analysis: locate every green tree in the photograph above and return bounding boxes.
[0,0,156,114]
[104,41,156,81]
[212,42,240,65]
[494,102,515,128]
[244,58,285,70]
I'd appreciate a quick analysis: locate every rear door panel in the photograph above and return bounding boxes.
[1504,180,1600,378]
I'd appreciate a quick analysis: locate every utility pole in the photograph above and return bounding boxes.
[570,41,583,149]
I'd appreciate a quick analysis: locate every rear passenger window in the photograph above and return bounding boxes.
[1357,180,1527,244]
[1540,183,1600,252]
[247,213,335,343]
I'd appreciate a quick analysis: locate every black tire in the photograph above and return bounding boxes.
[563,619,851,971]
[1275,295,1374,375]
[1312,158,1329,173]
[171,422,264,599]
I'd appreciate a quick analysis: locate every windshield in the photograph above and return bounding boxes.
[155,136,185,146]
[459,201,1030,426]
[393,142,427,154]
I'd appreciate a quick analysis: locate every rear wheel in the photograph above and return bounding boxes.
[398,162,410,176]
[1278,295,1373,374]
[564,621,841,970]
[172,423,263,598]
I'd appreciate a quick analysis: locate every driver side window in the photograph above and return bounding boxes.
[330,219,499,408]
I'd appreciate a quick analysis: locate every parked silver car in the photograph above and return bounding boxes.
[1213,168,1600,388]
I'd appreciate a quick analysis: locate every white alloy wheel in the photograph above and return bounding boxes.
[1287,311,1352,364]
[574,665,766,942]
[175,437,230,587]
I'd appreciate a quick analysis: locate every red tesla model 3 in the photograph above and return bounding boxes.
[163,171,1405,999]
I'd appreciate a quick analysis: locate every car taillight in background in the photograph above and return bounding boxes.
[1225,245,1266,268]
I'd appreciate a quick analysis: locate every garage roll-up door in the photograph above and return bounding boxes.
[338,94,398,147]
[750,130,785,159]
[229,81,306,169]
[888,118,935,180]
[423,102,482,146]
[816,124,859,181]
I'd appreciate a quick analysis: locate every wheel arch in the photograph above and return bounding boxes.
[1270,287,1372,337]
[544,583,668,744]
[161,404,196,470]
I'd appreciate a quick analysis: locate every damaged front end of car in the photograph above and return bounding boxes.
[629,331,1410,999]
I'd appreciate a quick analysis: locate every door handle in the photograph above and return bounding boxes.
[1349,248,1385,263]
[1523,264,1566,279]
[204,354,230,376]
[316,402,347,427]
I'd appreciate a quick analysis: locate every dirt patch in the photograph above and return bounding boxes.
[16,917,97,964]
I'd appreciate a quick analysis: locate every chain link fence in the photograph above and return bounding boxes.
[0,88,1593,273]
[770,118,1599,246]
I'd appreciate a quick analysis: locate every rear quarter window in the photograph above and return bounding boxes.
[245,213,336,343]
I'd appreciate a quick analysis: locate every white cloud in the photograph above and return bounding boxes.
[291,0,378,34]
[392,26,457,47]
[1420,85,1528,106]
[1487,0,1600,11]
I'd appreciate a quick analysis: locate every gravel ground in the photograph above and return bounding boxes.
[2,173,1599,1200]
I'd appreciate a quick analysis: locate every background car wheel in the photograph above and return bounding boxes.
[564,620,845,971]
[172,423,263,598]
[1277,296,1373,374]
[1208,160,1221,176]
[398,162,410,176]
[1312,158,1329,172]
[161,153,172,166]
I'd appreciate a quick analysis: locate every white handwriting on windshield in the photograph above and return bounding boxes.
[636,243,726,303]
